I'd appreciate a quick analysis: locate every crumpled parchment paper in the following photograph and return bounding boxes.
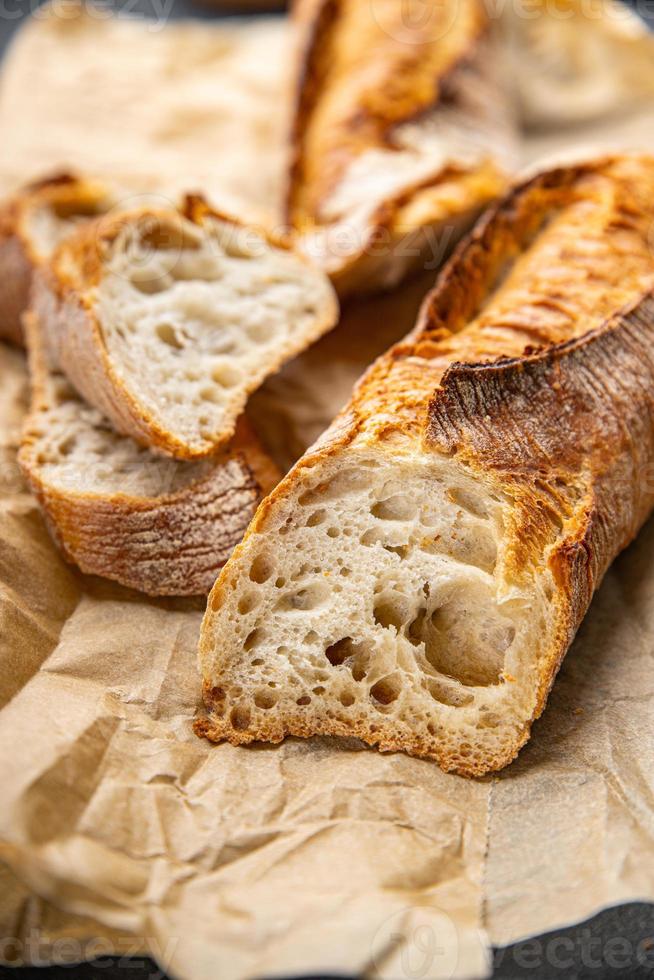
[0,3,654,978]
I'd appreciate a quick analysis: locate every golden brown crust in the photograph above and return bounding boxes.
[198,154,654,774]
[19,311,280,596]
[287,0,513,295]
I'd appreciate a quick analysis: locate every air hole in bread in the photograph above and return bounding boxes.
[58,436,77,457]
[244,628,264,651]
[447,486,490,519]
[200,386,223,404]
[373,593,411,631]
[421,526,497,574]
[427,679,474,707]
[339,691,355,707]
[230,705,251,730]
[131,275,170,296]
[238,592,259,615]
[297,695,311,706]
[212,364,242,388]
[275,582,329,612]
[371,494,417,521]
[370,675,401,705]
[306,509,326,527]
[425,599,514,687]
[249,554,274,583]
[254,690,277,710]
[156,323,184,348]
[325,636,356,666]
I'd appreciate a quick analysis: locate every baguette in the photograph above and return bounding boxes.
[287,0,515,296]
[197,155,654,775]
[0,173,114,346]
[35,195,339,459]
[19,311,280,596]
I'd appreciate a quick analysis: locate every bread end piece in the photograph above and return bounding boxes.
[36,202,339,459]
[19,312,280,596]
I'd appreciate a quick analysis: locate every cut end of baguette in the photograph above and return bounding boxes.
[44,205,339,459]
[198,448,555,775]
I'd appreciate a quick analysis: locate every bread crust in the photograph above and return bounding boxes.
[19,312,280,596]
[0,173,113,346]
[286,0,514,296]
[36,198,339,460]
[198,154,654,774]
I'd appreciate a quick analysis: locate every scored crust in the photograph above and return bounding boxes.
[197,154,654,775]
[286,0,516,296]
[35,195,339,460]
[0,172,115,346]
[19,311,280,596]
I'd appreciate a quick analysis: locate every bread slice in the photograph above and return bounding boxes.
[0,173,115,346]
[286,0,516,297]
[35,195,339,460]
[197,155,654,775]
[19,311,280,596]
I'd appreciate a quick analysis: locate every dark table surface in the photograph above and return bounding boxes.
[0,1,653,977]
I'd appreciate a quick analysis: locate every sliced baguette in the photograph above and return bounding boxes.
[287,0,516,296]
[0,173,115,346]
[198,155,654,775]
[19,311,280,596]
[35,196,339,460]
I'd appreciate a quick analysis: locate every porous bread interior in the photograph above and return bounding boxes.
[96,213,334,454]
[202,450,554,771]
[29,363,213,498]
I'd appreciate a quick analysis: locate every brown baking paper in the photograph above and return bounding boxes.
[1,4,654,978]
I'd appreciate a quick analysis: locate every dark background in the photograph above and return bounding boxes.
[0,0,653,977]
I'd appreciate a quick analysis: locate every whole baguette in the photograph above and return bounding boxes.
[287,0,515,296]
[198,154,654,775]
[0,173,114,346]
[35,195,339,459]
[19,312,280,596]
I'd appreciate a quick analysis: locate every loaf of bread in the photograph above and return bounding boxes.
[198,155,654,775]
[35,195,339,459]
[287,0,515,296]
[19,311,279,596]
[0,173,114,346]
